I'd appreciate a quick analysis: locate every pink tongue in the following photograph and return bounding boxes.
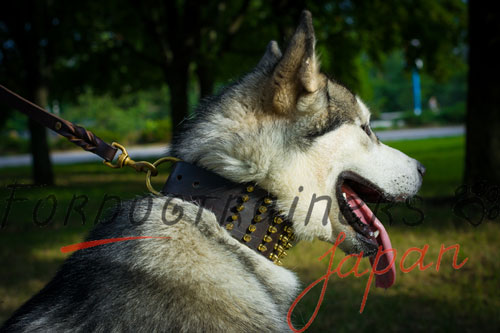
[342,185,396,288]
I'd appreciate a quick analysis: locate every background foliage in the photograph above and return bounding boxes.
[3,1,499,332]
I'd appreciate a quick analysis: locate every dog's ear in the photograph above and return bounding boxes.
[257,41,282,69]
[268,10,321,114]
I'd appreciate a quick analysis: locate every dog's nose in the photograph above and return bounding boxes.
[417,161,426,177]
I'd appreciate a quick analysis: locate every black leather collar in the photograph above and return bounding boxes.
[161,161,295,265]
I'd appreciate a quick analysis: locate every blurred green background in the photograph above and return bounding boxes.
[1,0,500,332]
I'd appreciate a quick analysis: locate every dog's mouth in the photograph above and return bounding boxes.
[336,171,396,288]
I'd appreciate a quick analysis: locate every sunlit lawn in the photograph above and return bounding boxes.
[1,136,499,332]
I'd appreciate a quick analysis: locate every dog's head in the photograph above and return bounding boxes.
[173,11,424,271]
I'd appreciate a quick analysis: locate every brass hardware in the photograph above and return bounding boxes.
[104,142,181,195]
[243,234,252,242]
[246,185,254,193]
[236,205,245,212]
[278,251,288,258]
[273,217,283,224]
[241,195,250,202]
[269,253,280,262]
[145,156,182,195]
[55,122,62,130]
[264,198,272,205]
[258,244,267,252]
[253,215,262,222]
[248,225,257,232]
[279,235,289,243]
[274,245,287,257]
[284,242,293,249]
[258,206,267,214]
[268,252,283,265]
[104,142,159,175]
[268,226,277,233]
[231,215,238,221]
[284,226,294,234]
[263,235,273,243]
[226,223,234,231]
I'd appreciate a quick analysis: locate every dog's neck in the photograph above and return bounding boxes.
[161,161,295,265]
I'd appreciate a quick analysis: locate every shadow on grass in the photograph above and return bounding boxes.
[0,228,83,322]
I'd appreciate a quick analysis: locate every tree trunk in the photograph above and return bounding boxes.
[196,62,215,99]
[0,109,10,129]
[165,61,190,135]
[29,85,54,185]
[465,2,500,185]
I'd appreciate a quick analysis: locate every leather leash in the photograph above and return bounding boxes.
[0,84,295,263]
[0,84,163,190]
[0,84,117,162]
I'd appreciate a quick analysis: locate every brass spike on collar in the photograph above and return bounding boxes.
[161,161,295,265]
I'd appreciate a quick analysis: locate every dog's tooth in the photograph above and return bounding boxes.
[343,193,347,199]
[373,230,380,238]
[369,231,374,237]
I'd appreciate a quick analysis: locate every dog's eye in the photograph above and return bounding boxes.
[361,124,371,137]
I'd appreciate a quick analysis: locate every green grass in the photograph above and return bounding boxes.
[1,136,499,332]
[388,136,465,198]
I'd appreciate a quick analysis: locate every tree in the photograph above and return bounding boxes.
[465,1,500,185]
[0,1,61,185]
[0,1,117,185]
[92,0,256,131]
[1,0,467,187]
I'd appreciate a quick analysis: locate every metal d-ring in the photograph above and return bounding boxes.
[146,156,181,195]
[104,142,159,176]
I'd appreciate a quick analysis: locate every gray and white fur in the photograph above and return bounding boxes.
[1,10,423,332]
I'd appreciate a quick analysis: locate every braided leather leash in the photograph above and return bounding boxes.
[0,84,117,162]
[0,84,165,192]
[0,84,295,262]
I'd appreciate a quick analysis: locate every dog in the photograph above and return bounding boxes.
[1,10,424,332]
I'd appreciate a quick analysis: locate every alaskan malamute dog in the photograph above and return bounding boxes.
[2,10,424,332]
